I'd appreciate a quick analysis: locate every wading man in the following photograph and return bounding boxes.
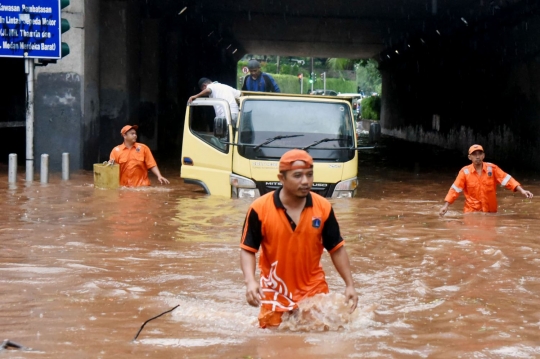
[109,125,169,187]
[439,144,533,216]
[240,149,358,328]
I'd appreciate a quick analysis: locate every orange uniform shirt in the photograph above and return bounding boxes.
[444,162,520,213]
[240,189,344,314]
[109,142,157,187]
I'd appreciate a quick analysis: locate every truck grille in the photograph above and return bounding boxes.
[256,182,335,198]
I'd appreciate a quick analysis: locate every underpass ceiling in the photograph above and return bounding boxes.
[151,0,524,59]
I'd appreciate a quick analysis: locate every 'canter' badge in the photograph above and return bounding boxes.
[312,217,321,228]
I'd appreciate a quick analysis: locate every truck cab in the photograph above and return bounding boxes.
[181,92,359,199]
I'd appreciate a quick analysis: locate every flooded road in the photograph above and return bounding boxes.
[1,137,540,358]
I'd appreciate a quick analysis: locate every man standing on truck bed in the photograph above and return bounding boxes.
[241,59,281,93]
[188,78,241,123]
[240,149,358,328]
[109,125,169,187]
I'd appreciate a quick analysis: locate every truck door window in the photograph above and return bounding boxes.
[189,105,228,153]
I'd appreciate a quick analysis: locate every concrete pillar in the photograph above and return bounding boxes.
[158,31,180,155]
[34,0,100,171]
[138,19,160,151]
[99,0,141,160]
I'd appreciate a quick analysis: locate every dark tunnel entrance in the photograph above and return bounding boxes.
[0,58,26,165]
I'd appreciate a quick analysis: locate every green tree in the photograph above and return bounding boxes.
[326,58,355,71]
[356,59,382,95]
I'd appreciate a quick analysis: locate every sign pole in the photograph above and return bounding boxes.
[24,54,34,182]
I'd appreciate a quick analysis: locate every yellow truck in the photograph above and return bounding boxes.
[181,92,363,199]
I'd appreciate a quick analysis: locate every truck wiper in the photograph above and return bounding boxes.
[301,138,341,151]
[253,134,304,151]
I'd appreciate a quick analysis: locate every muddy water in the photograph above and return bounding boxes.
[1,142,540,358]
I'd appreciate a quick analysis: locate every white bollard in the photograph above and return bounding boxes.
[62,152,70,180]
[8,153,17,183]
[40,154,49,184]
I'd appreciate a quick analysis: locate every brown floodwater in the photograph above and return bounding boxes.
[1,139,540,358]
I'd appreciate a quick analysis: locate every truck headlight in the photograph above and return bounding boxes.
[331,177,358,198]
[230,174,260,199]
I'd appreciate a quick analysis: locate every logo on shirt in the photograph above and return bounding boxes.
[260,261,296,311]
[312,217,321,228]
[488,172,492,176]
[136,146,141,152]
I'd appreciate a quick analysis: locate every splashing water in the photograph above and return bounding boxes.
[279,293,363,332]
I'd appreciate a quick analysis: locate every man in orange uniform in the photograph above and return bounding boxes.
[439,144,533,216]
[240,149,358,328]
[109,125,170,187]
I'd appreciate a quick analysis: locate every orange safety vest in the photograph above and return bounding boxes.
[444,162,520,213]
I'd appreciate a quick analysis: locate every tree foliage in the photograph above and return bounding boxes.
[356,59,382,95]
[326,58,355,71]
[360,95,381,121]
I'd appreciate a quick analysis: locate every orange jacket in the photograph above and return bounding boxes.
[444,162,520,213]
[109,142,157,187]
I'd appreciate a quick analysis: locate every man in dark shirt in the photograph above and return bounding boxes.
[241,59,281,93]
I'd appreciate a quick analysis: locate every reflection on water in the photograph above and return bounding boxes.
[174,196,249,242]
[0,142,539,358]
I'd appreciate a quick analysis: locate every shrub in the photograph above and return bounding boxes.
[360,96,381,120]
[279,64,291,75]
[263,63,277,73]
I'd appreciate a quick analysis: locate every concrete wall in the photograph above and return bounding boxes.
[138,19,160,151]
[34,0,100,171]
[98,0,140,160]
[380,6,540,167]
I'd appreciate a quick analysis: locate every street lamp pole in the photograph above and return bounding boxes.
[310,57,314,93]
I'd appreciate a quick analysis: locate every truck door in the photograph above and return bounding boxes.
[181,99,233,197]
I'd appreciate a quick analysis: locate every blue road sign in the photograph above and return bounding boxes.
[0,0,61,59]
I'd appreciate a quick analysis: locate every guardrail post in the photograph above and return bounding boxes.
[40,154,49,184]
[62,152,70,180]
[8,153,17,183]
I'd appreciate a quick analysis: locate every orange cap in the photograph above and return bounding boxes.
[279,149,313,172]
[121,125,138,135]
[468,144,484,155]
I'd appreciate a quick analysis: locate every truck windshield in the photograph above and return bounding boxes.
[238,99,355,161]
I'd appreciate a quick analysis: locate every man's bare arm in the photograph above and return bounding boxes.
[188,88,212,103]
[516,185,534,199]
[240,249,263,307]
[149,166,169,184]
[329,246,358,313]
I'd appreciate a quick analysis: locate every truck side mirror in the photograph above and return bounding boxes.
[214,117,228,138]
